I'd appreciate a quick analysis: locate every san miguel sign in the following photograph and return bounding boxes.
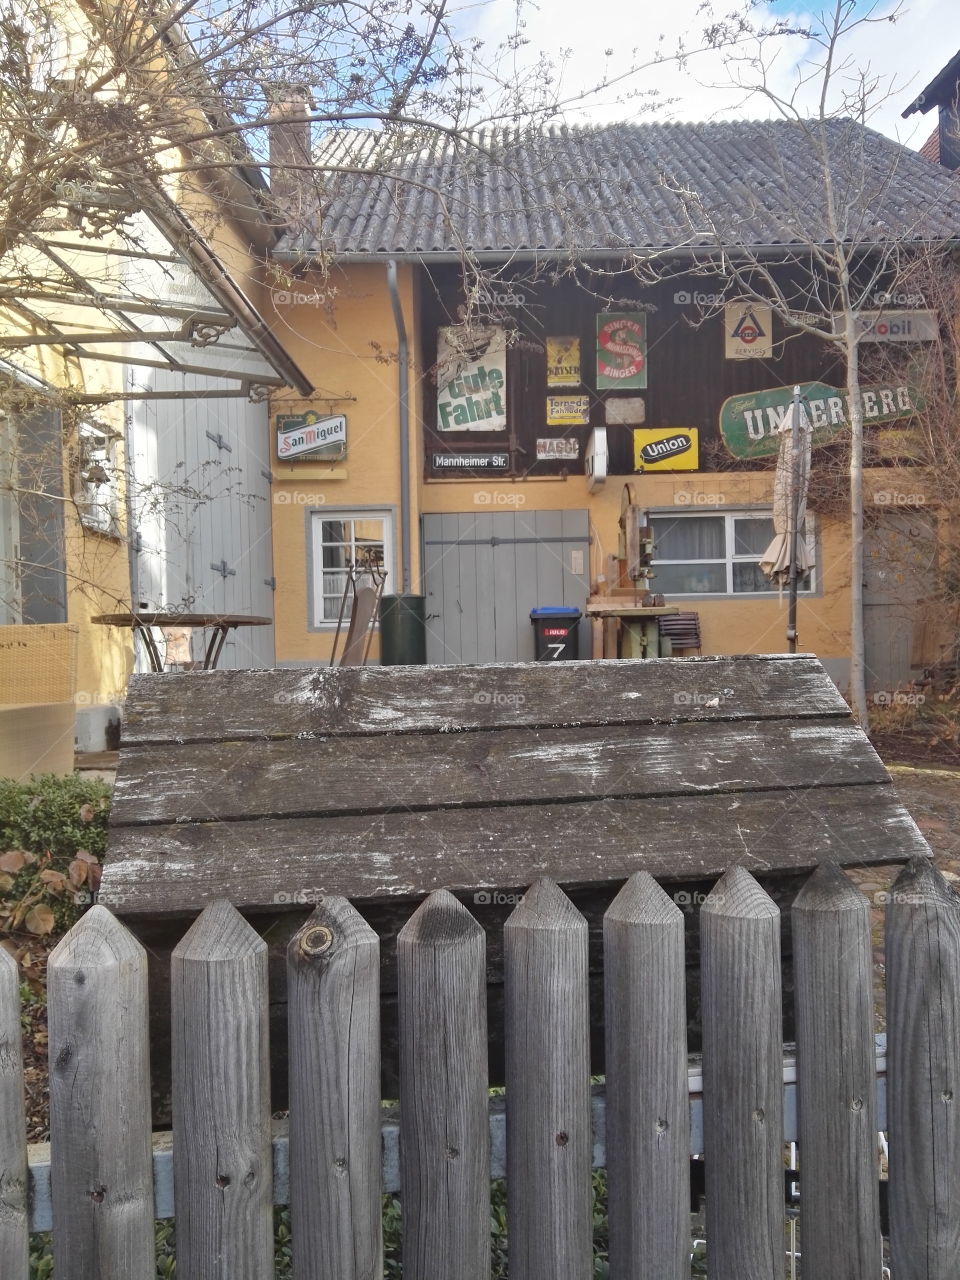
[277,413,346,461]
[719,381,923,460]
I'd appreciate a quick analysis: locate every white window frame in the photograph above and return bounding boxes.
[76,422,121,536]
[310,507,395,629]
[650,508,817,597]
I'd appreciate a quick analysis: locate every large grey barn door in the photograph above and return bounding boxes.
[422,510,591,664]
[863,511,937,692]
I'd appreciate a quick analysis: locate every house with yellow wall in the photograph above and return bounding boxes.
[264,120,960,696]
[0,1,311,771]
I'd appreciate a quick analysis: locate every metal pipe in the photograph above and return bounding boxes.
[787,385,801,654]
[386,259,412,593]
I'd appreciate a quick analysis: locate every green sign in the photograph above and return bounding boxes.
[597,314,647,390]
[719,381,923,459]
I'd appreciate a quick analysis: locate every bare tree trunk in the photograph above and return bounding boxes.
[846,329,869,728]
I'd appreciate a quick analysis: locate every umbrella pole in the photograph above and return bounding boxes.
[787,386,801,654]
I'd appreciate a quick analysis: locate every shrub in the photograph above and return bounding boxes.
[0,772,111,939]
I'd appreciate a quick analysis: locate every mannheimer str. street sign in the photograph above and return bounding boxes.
[277,412,347,461]
[719,381,923,460]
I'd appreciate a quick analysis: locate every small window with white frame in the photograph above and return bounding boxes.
[650,510,816,595]
[76,422,120,535]
[311,508,394,627]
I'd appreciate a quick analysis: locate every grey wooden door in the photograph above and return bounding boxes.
[863,511,937,692]
[422,509,591,664]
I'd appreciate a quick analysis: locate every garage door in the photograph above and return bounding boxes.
[422,509,591,664]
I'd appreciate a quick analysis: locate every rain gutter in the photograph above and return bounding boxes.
[386,259,412,593]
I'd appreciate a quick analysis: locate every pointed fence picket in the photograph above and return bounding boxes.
[887,857,960,1278]
[701,866,784,1280]
[171,899,273,1280]
[7,859,960,1278]
[604,871,689,1280]
[47,905,154,1280]
[793,862,882,1277]
[287,896,382,1280]
[0,944,28,1279]
[398,889,489,1280]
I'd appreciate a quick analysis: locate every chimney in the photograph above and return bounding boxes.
[269,92,312,221]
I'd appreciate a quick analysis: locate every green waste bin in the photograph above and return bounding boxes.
[379,593,427,665]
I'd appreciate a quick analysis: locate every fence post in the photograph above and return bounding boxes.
[47,905,154,1280]
[887,856,960,1278]
[604,871,689,1280]
[171,900,272,1280]
[398,889,489,1280]
[505,878,591,1280]
[287,896,381,1280]
[701,865,783,1280]
[793,862,882,1277]
[0,945,28,1279]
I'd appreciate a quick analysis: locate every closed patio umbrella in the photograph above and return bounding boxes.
[760,386,814,650]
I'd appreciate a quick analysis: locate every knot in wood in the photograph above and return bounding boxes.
[300,925,334,957]
[555,1131,569,1147]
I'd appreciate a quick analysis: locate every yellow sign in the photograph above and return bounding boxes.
[546,336,581,387]
[547,395,590,426]
[634,428,699,471]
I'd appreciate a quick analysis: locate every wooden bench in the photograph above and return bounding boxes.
[100,653,928,1118]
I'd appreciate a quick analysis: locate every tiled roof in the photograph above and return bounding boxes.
[278,119,960,260]
[920,126,941,164]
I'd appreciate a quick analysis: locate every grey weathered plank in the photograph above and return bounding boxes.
[701,867,784,1280]
[398,890,489,1280]
[886,857,960,1279]
[109,717,886,826]
[505,880,591,1280]
[171,900,272,1280]
[604,872,689,1280]
[287,897,381,1280]
[100,783,925,915]
[0,946,28,1279]
[119,654,845,744]
[47,907,154,1280]
[793,863,882,1278]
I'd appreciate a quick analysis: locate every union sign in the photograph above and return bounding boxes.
[719,382,923,459]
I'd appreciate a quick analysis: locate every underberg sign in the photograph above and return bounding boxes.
[719,381,923,459]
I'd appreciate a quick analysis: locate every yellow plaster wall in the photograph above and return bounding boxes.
[267,269,859,669]
[267,263,421,662]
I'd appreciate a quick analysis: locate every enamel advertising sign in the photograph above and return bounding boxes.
[719,381,923,459]
[436,326,507,432]
[633,428,700,471]
[276,413,347,461]
[546,395,590,426]
[724,301,773,359]
[597,314,647,389]
[546,336,581,387]
[537,437,579,460]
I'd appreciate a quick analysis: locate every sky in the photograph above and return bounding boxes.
[469,0,959,149]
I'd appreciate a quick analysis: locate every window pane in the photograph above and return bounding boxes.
[733,562,778,593]
[652,516,725,560]
[654,562,727,594]
[734,518,775,556]
[322,542,349,569]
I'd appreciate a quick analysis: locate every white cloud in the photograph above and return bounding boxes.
[467,0,958,148]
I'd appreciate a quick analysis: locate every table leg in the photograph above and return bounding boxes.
[133,621,165,672]
[642,617,661,658]
[203,625,231,669]
[620,620,646,659]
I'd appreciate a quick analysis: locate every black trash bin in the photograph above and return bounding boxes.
[379,593,427,665]
[530,606,581,661]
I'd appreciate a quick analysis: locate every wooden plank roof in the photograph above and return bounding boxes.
[100,654,929,917]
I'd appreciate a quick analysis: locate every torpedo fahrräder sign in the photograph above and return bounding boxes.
[719,381,924,460]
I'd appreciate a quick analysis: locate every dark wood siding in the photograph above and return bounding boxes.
[419,264,845,479]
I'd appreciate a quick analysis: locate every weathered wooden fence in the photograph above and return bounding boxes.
[3,857,959,1279]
